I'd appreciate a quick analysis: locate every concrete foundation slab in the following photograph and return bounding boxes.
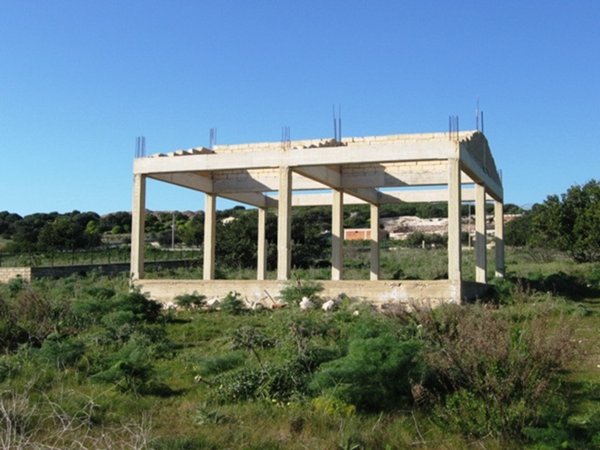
[133,279,489,307]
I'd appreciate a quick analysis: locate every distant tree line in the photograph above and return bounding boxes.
[1,200,526,268]
[505,179,600,262]
[0,211,131,254]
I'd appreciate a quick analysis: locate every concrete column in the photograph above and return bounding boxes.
[257,207,267,280]
[130,174,146,280]
[447,158,462,283]
[203,192,216,280]
[277,166,292,280]
[331,189,344,280]
[475,184,487,283]
[370,203,380,280]
[494,200,505,278]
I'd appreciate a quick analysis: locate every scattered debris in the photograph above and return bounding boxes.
[299,297,315,310]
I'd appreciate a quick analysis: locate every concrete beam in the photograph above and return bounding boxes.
[460,144,503,201]
[134,140,454,174]
[208,162,475,194]
[294,165,341,187]
[294,166,381,205]
[150,172,213,193]
[213,171,318,193]
[150,172,276,208]
[288,188,477,207]
[348,187,381,205]
[219,192,277,208]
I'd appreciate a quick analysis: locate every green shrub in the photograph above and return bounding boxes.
[220,291,245,315]
[101,310,137,341]
[91,340,163,395]
[83,286,116,300]
[435,389,508,437]
[71,291,162,328]
[522,425,571,449]
[0,316,27,351]
[213,362,308,404]
[38,333,85,369]
[279,280,323,304]
[174,292,206,309]
[311,395,356,417]
[213,367,265,402]
[110,292,162,323]
[311,333,424,411]
[6,277,26,296]
[402,232,447,249]
[0,355,20,382]
[231,327,276,351]
[585,263,600,288]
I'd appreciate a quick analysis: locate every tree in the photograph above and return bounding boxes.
[560,180,600,262]
[505,214,532,247]
[521,179,600,262]
[179,214,204,247]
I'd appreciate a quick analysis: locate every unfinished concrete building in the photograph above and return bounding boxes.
[130,131,504,306]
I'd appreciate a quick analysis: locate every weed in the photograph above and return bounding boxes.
[279,280,324,304]
[174,292,206,310]
[220,291,245,315]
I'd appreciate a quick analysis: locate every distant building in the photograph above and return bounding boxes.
[344,228,389,241]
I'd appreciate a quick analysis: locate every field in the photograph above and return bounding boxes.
[1,247,599,449]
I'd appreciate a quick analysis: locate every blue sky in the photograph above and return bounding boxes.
[1,1,598,215]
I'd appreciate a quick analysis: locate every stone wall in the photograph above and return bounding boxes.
[0,267,32,283]
[0,260,199,283]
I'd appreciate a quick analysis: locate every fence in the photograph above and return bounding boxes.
[0,246,202,268]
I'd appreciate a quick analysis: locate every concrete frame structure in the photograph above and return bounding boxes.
[131,131,504,306]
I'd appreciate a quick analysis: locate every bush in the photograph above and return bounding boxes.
[402,232,447,248]
[418,305,577,437]
[71,290,162,330]
[38,334,85,369]
[6,277,26,296]
[586,264,600,288]
[0,313,27,351]
[220,291,245,315]
[213,362,308,404]
[12,289,64,345]
[91,340,164,395]
[310,333,424,411]
[279,280,324,304]
[311,395,356,418]
[174,292,206,310]
[213,367,264,402]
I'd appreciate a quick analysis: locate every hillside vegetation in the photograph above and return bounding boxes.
[1,249,599,449]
